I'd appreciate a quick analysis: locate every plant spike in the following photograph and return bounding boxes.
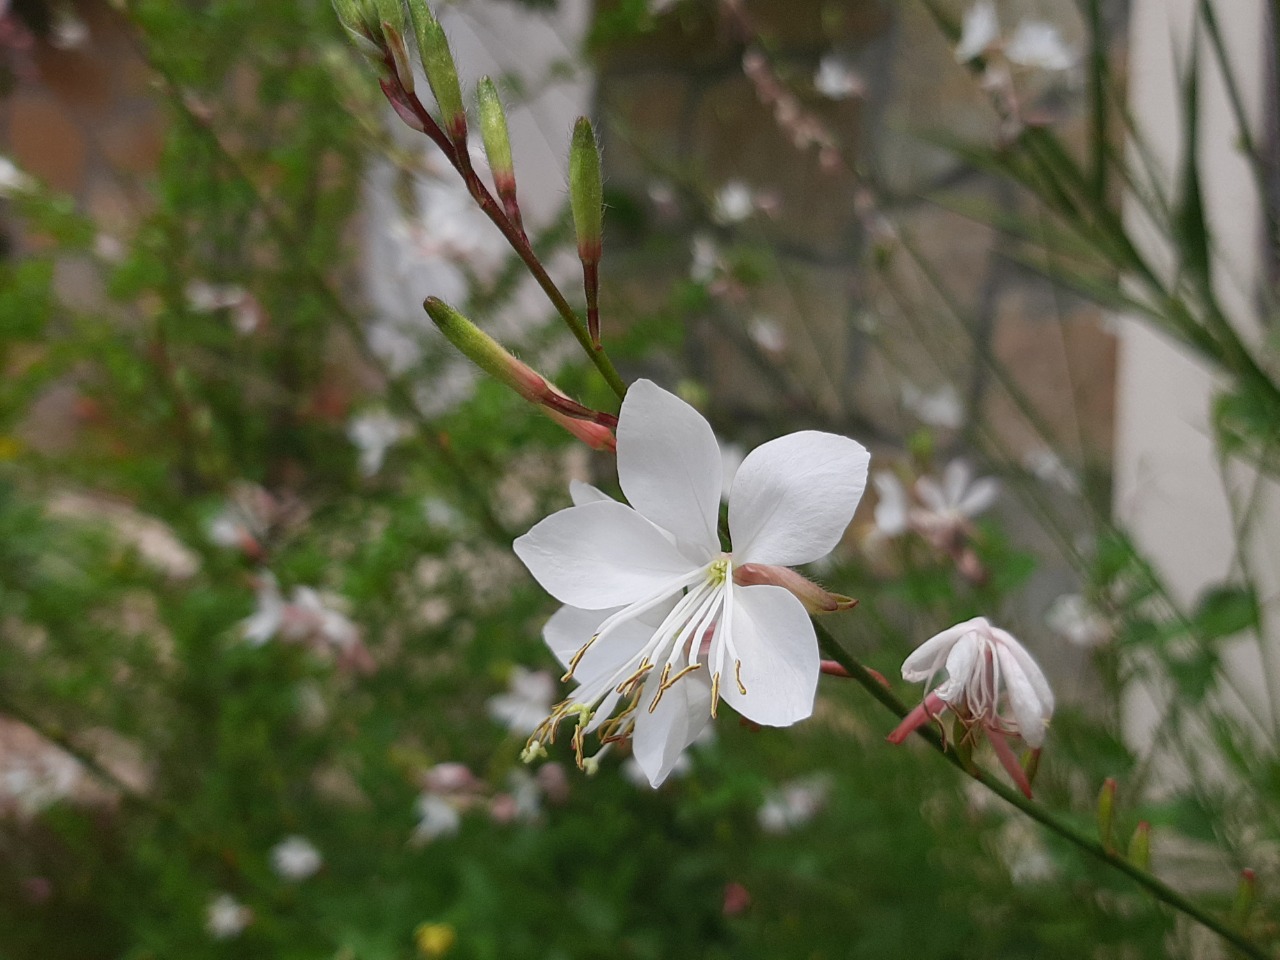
[408,1,467,145]
[476,77,522,234]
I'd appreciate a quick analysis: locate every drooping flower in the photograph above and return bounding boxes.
[513,380,869,786]
[270,835,323,881]
[889,617,1053,796]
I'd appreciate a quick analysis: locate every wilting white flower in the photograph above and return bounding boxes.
[270,836,322,881]
[757,774,832,833]
[955,0,1000,62]
[910,459,999,547]
[347,409,410,477]
[901,382,964,430]
[488,668,557,735]
[713,181,755,224]
[1046,593,1109,648]
[890,618,1053,796]
[1005,20,1075,71]
[871,471,910,539]
[813,55,863,100]
[514,380,869,786]
[206,893,252,940]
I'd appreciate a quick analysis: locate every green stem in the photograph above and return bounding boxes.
[813,621,1267,960]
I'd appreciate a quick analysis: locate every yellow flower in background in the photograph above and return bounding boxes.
[414,922,456,958]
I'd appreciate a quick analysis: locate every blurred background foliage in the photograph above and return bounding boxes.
[0,0,1276,957]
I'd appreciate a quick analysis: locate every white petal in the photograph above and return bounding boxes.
[937,632,982,704]
[958,476,1000,517]
[914,475,948,514]
[995,642,1049,747]
[729,431,869,566]
[872,472,909,536]
[720,584,819,726]
[992,627,1055,715]
[942,460,972,506]
[514,501,696,609]
[615,379,722,555]
[569,480,613,506]
[955,0,999,62]
[543,600,675,688]
[632,669,713,787]
[901,617,987,682]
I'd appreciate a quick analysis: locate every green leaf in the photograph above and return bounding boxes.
[1191,584,1258,641]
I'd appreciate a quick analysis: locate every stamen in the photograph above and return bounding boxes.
[648,663,702,713]
[735,659,747,695]
[562,633,598,682]
[710,672,720,718]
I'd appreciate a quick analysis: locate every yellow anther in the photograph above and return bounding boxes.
[735,659,747,695]
[563,634,598,682]
[710,672,721,718]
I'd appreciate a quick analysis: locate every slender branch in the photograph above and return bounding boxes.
[814,621,1268,960]
[386,76,628,401]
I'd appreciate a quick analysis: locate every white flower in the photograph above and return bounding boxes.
[892,616,1054,750]
[871,471,910,539]
[347,409,410,477]
[412,794,462,844]
[1022,446,1081,495]
[0,156,35,197]
[712,181,755,224]
[955,0,1000,62]
[689,233,720,283]
[757,774,831,833]
[910,459,999,546]
[901,381,964,430]
[240,575,362,656]
[1046,593,1109,648]
[513,379,869,786]
[240,572,285,646]
[205,893,251,940]
[488,668,556,735]
[1005,20,1075,71]
[270,836,322,881]
[813,55,863,100]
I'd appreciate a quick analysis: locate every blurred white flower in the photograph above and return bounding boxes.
[422,496,465,532]
[487,668,556,735]
[1005,20,1075,71]
[347,409,410,477]
[955,0,1000,62]
[757,775,832,833]
[713,180,755,224]
[184,281,262,334]
[901,381,964,430]
[205,893,251,940]
[747,313,786,354]
[412,762,484,844]
[1046,593,1109,648]
[871,471,910,539]
[689,232,720,283]
[241,573,285,646]
[1022,446,1081,495]
[813,55,863,100]
[289,587,360,653]
[240,574,366,666]
[910,460,999,547]
[48,5,88,48]
[366,321,423,377]
[270,836,322,881]
[0,746,81,818]
[0,155,35,197]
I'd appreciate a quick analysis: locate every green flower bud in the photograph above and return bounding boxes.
[1096,777,1116,852]
[425,297,542,402]
[568,116,603,261]
[476,77,514,186]
[408,2,467,140]
[1127,821,1151,871]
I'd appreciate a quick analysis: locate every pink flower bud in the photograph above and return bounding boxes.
[733,563,856,615]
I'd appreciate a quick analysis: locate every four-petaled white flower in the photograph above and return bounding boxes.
[513,379,869,786]
[889,617,1053,796]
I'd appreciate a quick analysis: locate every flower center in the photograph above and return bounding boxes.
[522,553,745,772]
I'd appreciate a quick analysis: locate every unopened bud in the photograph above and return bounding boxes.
[733,563,857,615]
[1231,868,1257,927]
[382,20,416,94]
[332,0,386,60]
[425,297,545,403]
[409,3,467,142]
[1127,821,1151,871]
[569,117,604,262]
[1096,777,1117,852]
[477,77,514,188]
